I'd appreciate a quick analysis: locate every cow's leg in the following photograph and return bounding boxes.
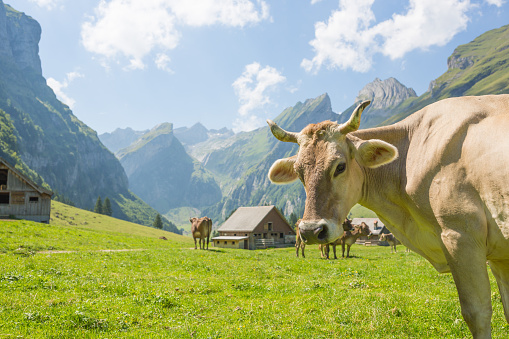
[295,243,299,257]
[488,259,509,323]
[441,229,492,339]
[394,243,397,253]
[302,245,305,258]
[346,245,351,258]
[206,236,209,250]
[332,243,337,260]
[341,242,346,258]
[194,237,197,250]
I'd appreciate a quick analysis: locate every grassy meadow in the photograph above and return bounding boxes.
[0,204,508,338]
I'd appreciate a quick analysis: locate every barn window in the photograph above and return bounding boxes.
[29,196,39,203]
[0,192,9,204]
[0,169,7,187]
[224,241,227,245]
[280,233,284,238]
[232,242,235,245]
[268,222,273,231]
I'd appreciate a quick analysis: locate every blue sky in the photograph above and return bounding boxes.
[9,0,509,134]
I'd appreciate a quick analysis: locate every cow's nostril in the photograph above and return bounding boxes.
[317,224,328,241]
[313,225,323,235]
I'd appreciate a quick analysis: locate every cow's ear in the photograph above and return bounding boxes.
[268,155,298,184]
[354,139,398,168]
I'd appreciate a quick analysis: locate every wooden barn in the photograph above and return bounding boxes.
[212,206,296,250]
[0,158,52,223]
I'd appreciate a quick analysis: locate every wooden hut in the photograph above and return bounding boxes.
[212,206,296,250]
[0,158,52,223]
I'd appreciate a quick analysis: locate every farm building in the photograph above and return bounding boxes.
[351,218,391,245]
[0,158,53,223]
[212,205,296,250]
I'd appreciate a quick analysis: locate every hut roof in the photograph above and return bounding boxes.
[218,206,288,232]
[0,157,53,196]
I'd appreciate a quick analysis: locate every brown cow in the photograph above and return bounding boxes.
[320,219,355,259]
[379,233,399,253]
[327,222,371,259]
[189,217,212,250]
[267,95,509,338]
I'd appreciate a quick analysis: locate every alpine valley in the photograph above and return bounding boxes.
[101,24,509,232]
[2,0,508,234]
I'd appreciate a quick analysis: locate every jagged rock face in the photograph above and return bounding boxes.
[356,77,416,109]
[447,53,475,70]
[0,3,42,74]
[0,1,131,210]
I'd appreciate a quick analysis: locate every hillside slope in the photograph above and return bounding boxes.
[0,2,179,233]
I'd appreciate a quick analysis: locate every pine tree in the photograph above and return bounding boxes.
[103,197,112,216]
[153,214,163,229]
[94,196,103,214]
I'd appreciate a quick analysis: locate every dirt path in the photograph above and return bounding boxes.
[38,249,146,254]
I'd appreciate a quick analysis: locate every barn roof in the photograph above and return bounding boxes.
[0,157,53,196]
[218,206,288,232]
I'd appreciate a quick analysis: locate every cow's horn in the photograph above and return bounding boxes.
[267,119,299,143]
[339,100,371,134]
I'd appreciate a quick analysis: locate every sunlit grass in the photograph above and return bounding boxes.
[0,211,507,338]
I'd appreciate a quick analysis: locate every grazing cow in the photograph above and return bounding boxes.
[267,95,509,338]
[189,217,212,250]
[295,219,306,258]
[379,233,399,253]
[328,222,371,259]
[320,219,356,259]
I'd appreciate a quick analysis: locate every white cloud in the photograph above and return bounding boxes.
[485,0,504,6]
[155,53,174,73]
[232,62,286,132]
[47,72,84,109]
[82,0,270,71]
[302,0,474,73]
[311,0,324,4]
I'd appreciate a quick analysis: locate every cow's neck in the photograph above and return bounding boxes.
[351,123,411,217]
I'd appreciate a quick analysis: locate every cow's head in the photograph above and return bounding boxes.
[267,101,398,244]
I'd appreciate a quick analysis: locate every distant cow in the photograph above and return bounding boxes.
[189,217,212,250]
[295,219,305,257]
[318,218,358,259]
[267,95,509,337]
[379,233,399,253]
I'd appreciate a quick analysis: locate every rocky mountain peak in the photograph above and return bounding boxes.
[356,77,416,110]
[0,3,42,74]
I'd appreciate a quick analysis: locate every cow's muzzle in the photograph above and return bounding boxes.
[298,220,330,244]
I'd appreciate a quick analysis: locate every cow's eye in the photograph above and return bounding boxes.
[334,163,346,177]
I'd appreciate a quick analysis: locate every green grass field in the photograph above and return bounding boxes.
[0,204,507,338]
